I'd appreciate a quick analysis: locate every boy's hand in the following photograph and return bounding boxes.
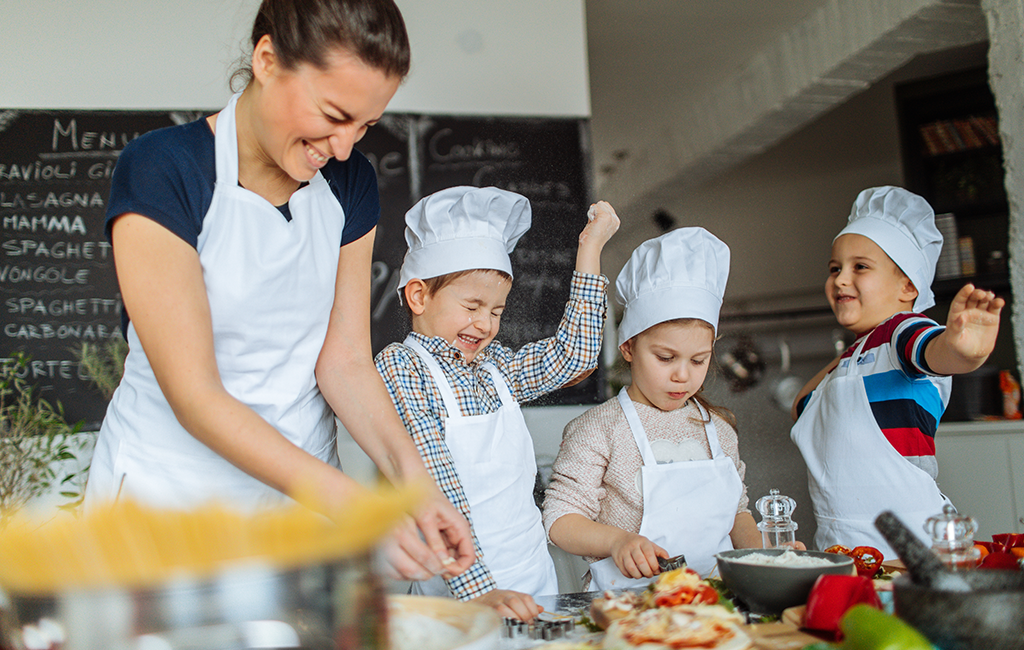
[611,531,668,579]
[944,283,1004,362]
[472,588,544,622]
[576,201,620,275]
[926,283,1005,375]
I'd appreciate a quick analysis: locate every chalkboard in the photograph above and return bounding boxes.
[1,108,600,427]
[0,109,205,427]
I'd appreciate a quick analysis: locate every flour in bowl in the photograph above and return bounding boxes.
[729,550,837,567]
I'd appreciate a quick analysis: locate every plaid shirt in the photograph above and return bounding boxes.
[374,271,608,600]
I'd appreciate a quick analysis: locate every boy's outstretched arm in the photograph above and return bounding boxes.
[576,200,620,275]
[924,283,1005,376]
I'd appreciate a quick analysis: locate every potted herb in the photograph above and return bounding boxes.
[0,352,84,528]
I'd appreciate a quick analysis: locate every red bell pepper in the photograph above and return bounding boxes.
[803,574,882,638]
[979,551,1020,570]
[847,546,883,578]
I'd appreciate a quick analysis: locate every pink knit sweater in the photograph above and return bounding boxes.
[542,395,749,564]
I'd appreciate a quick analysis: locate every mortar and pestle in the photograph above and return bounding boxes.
[874,511,1024,650]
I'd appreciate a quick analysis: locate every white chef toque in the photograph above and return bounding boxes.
[398,186,532,291]
[616,227,731,346]
[835,186,942,312]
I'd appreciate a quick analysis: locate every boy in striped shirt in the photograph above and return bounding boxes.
[790,186,1004,555]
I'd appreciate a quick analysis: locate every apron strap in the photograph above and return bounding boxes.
[617,388,658,467]
[214,93,242,186]
[693,400,727,460]
[481,362,516,407]
[405,336,463,419]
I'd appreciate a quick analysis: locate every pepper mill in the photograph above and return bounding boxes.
[923,504,981,571]
[755,488,798,548]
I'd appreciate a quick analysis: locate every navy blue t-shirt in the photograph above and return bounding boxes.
[106,116,381,332]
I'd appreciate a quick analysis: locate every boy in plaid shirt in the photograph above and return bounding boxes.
[375,186,618,620]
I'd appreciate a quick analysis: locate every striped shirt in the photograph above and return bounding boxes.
[798,312,950,478]
[375,271,608,600]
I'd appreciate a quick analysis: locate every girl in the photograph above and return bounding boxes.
[83,0,473,581]
[543,227,762,590]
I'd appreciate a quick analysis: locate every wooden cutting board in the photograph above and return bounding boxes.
[742,621,824,650]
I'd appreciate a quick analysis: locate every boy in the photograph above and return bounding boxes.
[790,186,1004,557]
[375,186,618,620]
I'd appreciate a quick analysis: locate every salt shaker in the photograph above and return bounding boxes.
[923,504,981,571]
[755,488,798,548]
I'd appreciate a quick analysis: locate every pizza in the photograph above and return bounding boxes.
[590,569,749,650]
[643,567,720,608]
[602,607,750,650]
[590,590,644,630]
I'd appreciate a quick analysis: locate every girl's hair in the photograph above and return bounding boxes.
[632,318,738,431]
[231,0,411,90]
[402,269,513,320]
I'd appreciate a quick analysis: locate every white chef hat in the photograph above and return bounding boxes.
[835,186,942,312]
[616,227,730,345]
[398,186,532,290]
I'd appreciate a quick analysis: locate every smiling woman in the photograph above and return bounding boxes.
[82,0,475,583]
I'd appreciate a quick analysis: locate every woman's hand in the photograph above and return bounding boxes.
[611,531,667,579]
[412,485,476,577]
[472,588,544,622]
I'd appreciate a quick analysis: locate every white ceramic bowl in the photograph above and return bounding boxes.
[715,548,854,615]
[389,595,501,650]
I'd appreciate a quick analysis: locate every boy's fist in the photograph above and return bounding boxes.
[580,200,620,249]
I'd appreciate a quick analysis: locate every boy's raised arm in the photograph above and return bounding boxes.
[576,201,620,275]
[924,283,1005,376]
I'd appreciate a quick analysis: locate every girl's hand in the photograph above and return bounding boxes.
[575,201,620,276]
[944,283,1005,362]
[472,589,544,622]
[611,531,668,579]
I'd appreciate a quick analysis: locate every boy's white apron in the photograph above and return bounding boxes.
[86,93,343,510]
[406,337,558,598]
[790,335,951,558]
[589,389,742,590]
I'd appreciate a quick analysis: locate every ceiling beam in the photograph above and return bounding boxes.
[599,0,988,233]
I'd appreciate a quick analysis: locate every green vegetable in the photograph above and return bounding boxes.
[839,605,932,650]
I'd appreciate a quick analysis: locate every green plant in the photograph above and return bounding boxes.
[74,339,128,401]
[0,352,84,528]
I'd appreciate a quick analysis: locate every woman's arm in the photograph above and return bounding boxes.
[315,227,474,576]
[112,214,366,505]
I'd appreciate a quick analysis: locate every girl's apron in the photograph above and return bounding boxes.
[589,389,742,589]
[406,337,558,598]
[86,93,344,510]
[790,335,951,558]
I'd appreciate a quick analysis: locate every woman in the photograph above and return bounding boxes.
[84,0,474,581]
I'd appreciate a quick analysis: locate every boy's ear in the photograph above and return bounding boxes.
[900,277,920,305]
[619,339,634,363]
[404,279,429,316]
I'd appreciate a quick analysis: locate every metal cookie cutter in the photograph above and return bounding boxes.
[658,554,687,572]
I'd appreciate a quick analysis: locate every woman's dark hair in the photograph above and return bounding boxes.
[231,0,410,90]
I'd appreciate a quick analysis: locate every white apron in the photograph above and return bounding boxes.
[85,93,344,510]
[790,335,951,558]
[589,389,743,590]
[405,337,558,598]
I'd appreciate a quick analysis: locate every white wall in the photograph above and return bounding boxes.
[0,0,590,116]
